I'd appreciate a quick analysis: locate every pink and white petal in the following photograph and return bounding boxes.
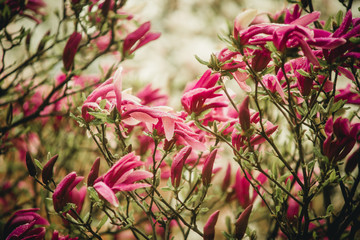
[113,66,123,112]
[338,66,355,81]
[162,116,175,141]
[94,182,119,207]
[112,183,152,192]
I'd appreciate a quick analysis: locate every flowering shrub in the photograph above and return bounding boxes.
[1,0,360,239]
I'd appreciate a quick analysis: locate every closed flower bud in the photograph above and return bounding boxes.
[42,154,58,184]
[251,48,271,72]
[171,146,192,188]
[221,163,232,192]
[202,149,218,186]
[235,204,253,240]
[26,152,37,177]
[63,32,82,71]
[203,210,220,240]
[87,157,100,186]
[239,96,251,131]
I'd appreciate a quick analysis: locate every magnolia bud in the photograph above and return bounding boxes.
[202,149,218,186]
[87,157,100,186]
[235,204,253,239]
[171,146,192,188]
[63,32,82,71]
[221,163,232,192]
[26,152,37,177]
[203,210,220,240]
[42,154,58,184]
[239,96,251,131]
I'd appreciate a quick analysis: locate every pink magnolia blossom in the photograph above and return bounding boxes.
[52,230,78,240]
[323,117,360,163]
[93,152,152,207]
[52,172,86,215]
[261,74,287,103]
[122,21,161,56]
[216,49,245,71]
[203,210,220,240]
[233,169,267,208]
[63,32,82,71]
[136,84,168,106]
[3,208,49,240]
[171,146,192,188]
[181,86,227,115]
[324,10,360,63]
[232,106,278,150]
[334,84,360,104]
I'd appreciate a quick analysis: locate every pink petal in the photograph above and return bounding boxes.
[94,182,119,207]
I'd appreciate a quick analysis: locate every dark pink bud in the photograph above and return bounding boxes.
[87,157,100,186]
[42,154,58,184]
[171,146,192,188]
[63,32,82,71]
[221,163,232,192]
[203,210,220,240]
[239,96,251,131]
[251,48,271,72]
[26,152,37,177]
[235,204,253,239]
[345,147,360,173]
[202,149,218,186]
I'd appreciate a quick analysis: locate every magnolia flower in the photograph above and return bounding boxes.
[122,21,161,56]
[181,86,227,115]
[233,169,267,208]
[52,230,78,240]
[3,208,49,240]
[325,10,360,63]
[216,49,245,71]
[63,32,82,71]
[203,210,220,240]
[334,84,360,105]
[171,146,192,188]
[52,172,86,214]
[233,9,258,39]
[136,84,168,106]
[93,152,152,207]
[261,74,287,103]
[323,117,360,163]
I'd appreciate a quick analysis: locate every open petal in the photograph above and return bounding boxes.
[94,182,119,207]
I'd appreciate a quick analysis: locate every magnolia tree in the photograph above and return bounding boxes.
[1,0,360,239]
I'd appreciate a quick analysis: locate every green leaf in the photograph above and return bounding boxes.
[297,69,311,78]
[194,55,209,66]
[96,215,108,232]
[34,159,43,170]
[99,99,107,109]
[326,204,334,215]
[88,187,100,202]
